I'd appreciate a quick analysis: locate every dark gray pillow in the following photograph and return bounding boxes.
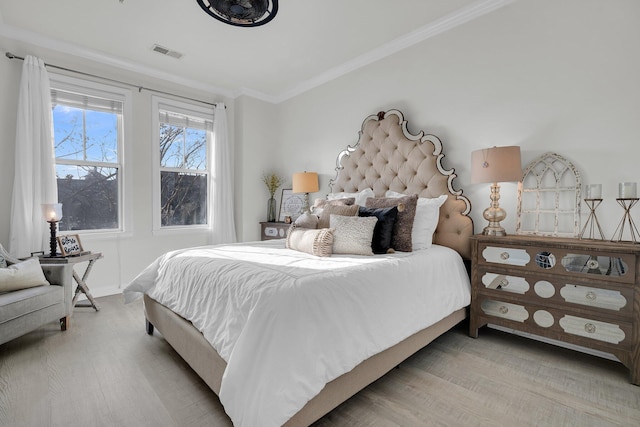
[365,195,418,252]
[358,206,398,254]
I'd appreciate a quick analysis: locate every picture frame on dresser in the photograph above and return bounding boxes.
[469,234,640,386]
[278,189,304,222]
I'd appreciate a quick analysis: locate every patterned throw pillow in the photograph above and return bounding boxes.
[358,206,398,254]
[366,194,418,252]
[330,215,378,256]
[286,226,334,257]
[0,254,6,269]
[317,204,359,229]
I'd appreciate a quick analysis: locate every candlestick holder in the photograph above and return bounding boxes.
[579,199,605,240]
[611,198,640,243]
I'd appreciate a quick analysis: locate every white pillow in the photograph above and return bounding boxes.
[328,188,375,206]
[0,258,50,292]
[385,191,448,250]
[330,214,378,256]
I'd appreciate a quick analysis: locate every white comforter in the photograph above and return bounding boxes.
[123,240,470,427]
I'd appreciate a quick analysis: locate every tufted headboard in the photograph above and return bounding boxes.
[329,110,474,259]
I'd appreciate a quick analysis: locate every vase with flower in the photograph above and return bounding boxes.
[262,173,284,222]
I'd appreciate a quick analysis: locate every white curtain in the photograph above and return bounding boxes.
[210,103,237,244]
[9,56,57,257]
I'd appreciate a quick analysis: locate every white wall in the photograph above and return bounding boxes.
[275,0,640,237]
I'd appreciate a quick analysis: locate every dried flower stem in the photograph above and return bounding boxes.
[263,173,284,198]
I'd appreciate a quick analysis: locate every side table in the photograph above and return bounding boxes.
[260,222,290,240]
[39,252,103,311]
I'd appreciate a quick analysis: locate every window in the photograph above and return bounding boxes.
[51,77,128,232]
[152,97,213,229]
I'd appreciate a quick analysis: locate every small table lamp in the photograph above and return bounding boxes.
[42,203,63,257]
[292,172,319,216]
[471,146,522,236]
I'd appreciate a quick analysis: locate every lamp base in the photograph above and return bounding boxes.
[482,182,508,236]
[482,224,507,236]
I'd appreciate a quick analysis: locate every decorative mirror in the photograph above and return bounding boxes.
[516,152,582,237]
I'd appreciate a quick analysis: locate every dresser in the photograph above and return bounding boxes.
[469,234,640,385]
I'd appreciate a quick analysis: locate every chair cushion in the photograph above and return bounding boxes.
[0,285,63,325]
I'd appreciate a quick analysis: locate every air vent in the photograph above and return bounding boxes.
[152,44,183,59]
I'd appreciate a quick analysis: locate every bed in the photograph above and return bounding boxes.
[124,109,474,426]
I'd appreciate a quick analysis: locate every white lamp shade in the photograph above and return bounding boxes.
[471,146,522,184]
[292,172,319,193]
[42,203,63,222]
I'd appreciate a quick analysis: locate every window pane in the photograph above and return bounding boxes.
[160,171,207,226]
[185,128,207,171]
[160,123,184,168]
[53,106,118,163]
[53,106,83,160]
[56,165,119,231]
[159,123,206,170]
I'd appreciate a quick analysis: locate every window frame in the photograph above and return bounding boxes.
[49,73,133,237]
[151,96,214,233]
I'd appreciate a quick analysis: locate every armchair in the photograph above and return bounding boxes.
[0,244,74,346]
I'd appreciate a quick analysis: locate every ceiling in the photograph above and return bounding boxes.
[0,0,513,103]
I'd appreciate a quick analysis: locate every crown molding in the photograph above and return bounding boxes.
[274,0,517,103]
[0,24,236,100]
[0,0,516,104]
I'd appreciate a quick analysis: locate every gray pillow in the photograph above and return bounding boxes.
[317,204,359,229]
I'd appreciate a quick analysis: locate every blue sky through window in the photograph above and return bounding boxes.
[53,105,117,163]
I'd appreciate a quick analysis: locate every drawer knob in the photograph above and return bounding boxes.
[500,252,510,260]
[499,305,509,314]
[500,279,509,287]
[584,323,596,334]
[585,291,597,301]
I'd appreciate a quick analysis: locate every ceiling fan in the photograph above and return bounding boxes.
[196,0,279,27]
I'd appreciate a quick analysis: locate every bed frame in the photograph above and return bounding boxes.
[144,109,474,426]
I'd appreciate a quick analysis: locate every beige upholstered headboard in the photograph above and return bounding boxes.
[329,110,474,259]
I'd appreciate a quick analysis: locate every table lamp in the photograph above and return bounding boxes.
[292,172,319,216]
[471,146,522,236]
[42,203,63,256]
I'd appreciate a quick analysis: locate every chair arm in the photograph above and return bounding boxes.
[41,264,74,313]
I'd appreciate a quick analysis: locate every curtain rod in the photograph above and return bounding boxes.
[5,52,222,108]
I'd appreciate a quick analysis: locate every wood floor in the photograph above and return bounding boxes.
[1,295,639,427]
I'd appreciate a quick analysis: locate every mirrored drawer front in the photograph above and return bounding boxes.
[482,273,529,294]
[482,246,530,267]
[480,300,529,322]
[559,315,625,344]
[560,285,627,312]
[561,254,632,280]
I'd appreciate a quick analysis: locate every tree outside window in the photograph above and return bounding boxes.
[52,89,122,231]
[158,108,210,227]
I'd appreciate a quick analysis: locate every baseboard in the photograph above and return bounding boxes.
[488,324,620,362]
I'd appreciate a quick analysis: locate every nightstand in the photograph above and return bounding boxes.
[260,222,290,240]
[469,234,640,385]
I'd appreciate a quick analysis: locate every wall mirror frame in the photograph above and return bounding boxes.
[516,152,582,237]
